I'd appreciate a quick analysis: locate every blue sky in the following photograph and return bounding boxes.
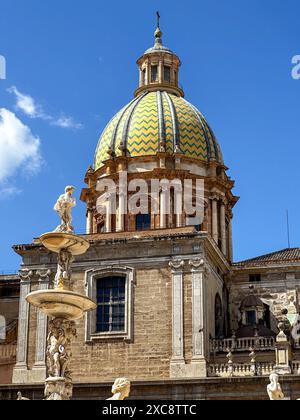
[0,0,300,271]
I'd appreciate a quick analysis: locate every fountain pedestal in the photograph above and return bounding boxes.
[26,232,96,400]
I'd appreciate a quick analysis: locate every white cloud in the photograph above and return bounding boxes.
[0,108,42,183]
[52,115,83,130]
[0,186,22,200]
[7,86,82,130]
[7,86,44,119]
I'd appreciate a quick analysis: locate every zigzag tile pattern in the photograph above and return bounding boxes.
[114,104,136,158]
[127,92,159,157]
[94,108,124,168]
[94,91,223,170]
[170,95,208,160]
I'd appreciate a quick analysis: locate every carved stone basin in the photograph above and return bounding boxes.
[39,232,90,256]
[26,290,96,320]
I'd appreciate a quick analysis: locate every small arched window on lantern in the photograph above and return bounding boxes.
[164,66,171,83]
[151,65,158,83]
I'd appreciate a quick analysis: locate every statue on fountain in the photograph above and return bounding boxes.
[107,378,131,400]
[54,186,76,234]
[267,373,285,400]
[46,318,76,379]
[25,185,96,400]
[54,249,74,290]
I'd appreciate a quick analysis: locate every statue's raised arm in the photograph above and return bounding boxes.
[54,186,76,234]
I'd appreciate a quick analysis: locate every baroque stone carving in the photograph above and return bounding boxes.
[54,250,74,290]
[169,259,185,271]
[267,373,284,400]
[19,270,33,282]
[46,318,76,380]
[107,378,131,400]
[44,377,73,401]
[54,186,76,234]
[36,269,52,283]
[188,258,205,270]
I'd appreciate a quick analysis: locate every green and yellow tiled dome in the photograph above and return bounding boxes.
[94,91,223,170]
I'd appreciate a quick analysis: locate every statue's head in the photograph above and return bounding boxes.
[65,186,75,194]
[269,373,279,384]
[111,377,131,397]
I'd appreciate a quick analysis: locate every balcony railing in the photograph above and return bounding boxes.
[0,344,16,361]
[208,361,275,378]
[210,336,276,353]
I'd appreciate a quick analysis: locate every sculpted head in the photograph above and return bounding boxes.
[269,373,279,384]
[65,186,75,194]
[111,377,131,399]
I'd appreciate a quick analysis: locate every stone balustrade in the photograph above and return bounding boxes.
[208,363,254,378]
[292,361,300,374]
[208,361,275,378]
[0,344,16,361]
[210,336,276,353]
[293,338,300,349]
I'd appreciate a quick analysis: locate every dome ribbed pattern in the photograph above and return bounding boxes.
[94,91,223,170]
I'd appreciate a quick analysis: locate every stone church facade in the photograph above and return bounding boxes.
[1,22,300,400]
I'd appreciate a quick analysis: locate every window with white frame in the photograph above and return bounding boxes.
[85,267,135,342]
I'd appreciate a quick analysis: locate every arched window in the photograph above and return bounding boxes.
[151,65,158,82]
[0,315,6,341]
[96,277,125,333]
[215,294,223,338]
[136,214,151,231]
[164,66,171,82]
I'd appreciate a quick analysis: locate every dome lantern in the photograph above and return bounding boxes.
[134,13,184,98]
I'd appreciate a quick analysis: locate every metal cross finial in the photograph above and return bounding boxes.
[156,11,161,28]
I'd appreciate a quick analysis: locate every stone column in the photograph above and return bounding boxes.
[228,215,233,262]
[220,200,227,256]
[12,270,32,384]
[105,198,112,233]
[174,181,182,228]
[160,189,167,229]
[31,270,51,382]
[117,193,126,232]
[158,59,163,83]
[86,207,94,234]
[275,323,292,375]
[147,60,151,84]
[189,258,208,378]
[211,196,218,244]
[169,259,185,371]
[139,68,143,86]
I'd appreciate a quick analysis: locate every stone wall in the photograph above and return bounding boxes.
[2,376,300,400]
[12,232,228,384]
[229,268,300,331]
[71,267,172,382]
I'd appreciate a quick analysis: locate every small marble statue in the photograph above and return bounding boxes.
[46,318,76,379]
[17,391,30,400]
[54,186,76,234]
[267,373,284,400]
[107,378,131,400]
[54,249,74,289]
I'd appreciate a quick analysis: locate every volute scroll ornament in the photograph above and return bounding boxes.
[169,259,185,271]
